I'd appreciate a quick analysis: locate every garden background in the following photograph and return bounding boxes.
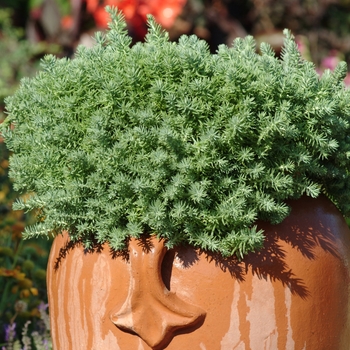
[1,0,350,348]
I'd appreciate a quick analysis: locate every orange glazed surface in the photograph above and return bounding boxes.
[47,195,350,349]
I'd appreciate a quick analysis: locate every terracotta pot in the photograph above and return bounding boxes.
[47,195,350,349]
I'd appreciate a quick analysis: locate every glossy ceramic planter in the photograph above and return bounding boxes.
[47,195,350,349]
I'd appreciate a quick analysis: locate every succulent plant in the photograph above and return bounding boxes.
[2,7,350,258]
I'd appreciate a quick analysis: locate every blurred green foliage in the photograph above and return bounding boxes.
[0,9,60,111]
[0,8,58,346]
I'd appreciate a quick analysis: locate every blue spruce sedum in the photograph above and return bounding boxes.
[2,7,350,258]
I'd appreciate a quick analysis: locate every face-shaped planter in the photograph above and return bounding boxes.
[47,195,350,349]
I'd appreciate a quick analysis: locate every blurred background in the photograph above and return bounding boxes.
[1,0,350,348]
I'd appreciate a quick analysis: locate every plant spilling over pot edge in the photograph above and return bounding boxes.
[2,7,350,258]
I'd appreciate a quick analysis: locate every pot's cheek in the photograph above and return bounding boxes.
[169,263,282,350]
[163,195,350,349]
[168,259,259,348]
[167,242,350,350]
[47,235,136,349]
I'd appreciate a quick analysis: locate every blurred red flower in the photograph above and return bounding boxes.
[85,0,186,30]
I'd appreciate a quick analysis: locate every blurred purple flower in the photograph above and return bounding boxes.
[322,56,340,70]
[38,301,50,332]
[43,337,50,350]
[38,302,49,312]
[4,322,16,342]
[319,50,350,87]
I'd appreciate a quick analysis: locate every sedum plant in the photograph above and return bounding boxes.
[2,7,350,258]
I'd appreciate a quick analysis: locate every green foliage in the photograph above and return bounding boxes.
[2,7,350,258]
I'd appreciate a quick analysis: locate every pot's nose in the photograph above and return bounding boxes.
[109,237,206,349]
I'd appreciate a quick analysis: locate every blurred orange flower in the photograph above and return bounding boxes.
[0,267,25,280]
[61,15,74,29]
[30,287,39,296]
[20,289,31,298]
